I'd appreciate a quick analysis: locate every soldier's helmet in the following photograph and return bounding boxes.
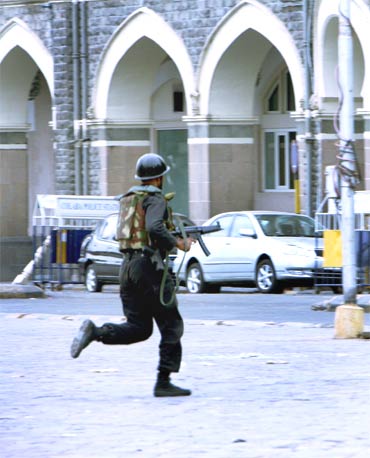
[134,153,170,180]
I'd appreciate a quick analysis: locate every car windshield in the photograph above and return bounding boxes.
[254,214,317,237]
[99,214,118,240]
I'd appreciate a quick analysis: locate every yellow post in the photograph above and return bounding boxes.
[294,178,300,214]
[56,229,67,264]
[322,229,363,337]
[323,230,342,267]
[291,140,300,214]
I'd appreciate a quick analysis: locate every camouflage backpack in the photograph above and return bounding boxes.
[116,191,148,251]
[116,185,174,252]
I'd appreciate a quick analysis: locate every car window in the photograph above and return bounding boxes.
[230,215,254,237]
[276,219,295,236]
[255,216,276,236]
[294,216,316,236]
[100,214,118,240]
[275,215,316,236]
[255,214,316,237]
[206,215,234,237]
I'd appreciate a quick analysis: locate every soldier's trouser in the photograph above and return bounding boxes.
[100,254,184,373]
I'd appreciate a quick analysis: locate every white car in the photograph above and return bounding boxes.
[173,211,324,294]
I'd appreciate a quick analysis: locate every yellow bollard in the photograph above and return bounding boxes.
[334,304,364,338]
[56,229,67,264]
[294,178,300,214]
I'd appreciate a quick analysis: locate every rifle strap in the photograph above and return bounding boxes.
[159,217,188,307]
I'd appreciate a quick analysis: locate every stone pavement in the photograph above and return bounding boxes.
[1,312,370,458]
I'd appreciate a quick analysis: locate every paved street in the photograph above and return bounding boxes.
[1,294,370,457]
[3,286,370,326]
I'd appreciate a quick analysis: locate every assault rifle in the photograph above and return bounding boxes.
[172,222,221,256]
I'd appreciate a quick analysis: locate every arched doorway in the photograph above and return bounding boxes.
[196,0,303,215]
[93,8,194,215]
[0,20,54,280]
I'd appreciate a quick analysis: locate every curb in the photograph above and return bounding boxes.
[0,283,45,299]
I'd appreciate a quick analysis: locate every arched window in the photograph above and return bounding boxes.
[267,84,279,112]
[265,70,295,113]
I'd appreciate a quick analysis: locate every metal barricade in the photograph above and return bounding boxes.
[314,192,370,292]
[32,195,119,288]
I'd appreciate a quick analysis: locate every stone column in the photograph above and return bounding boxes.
[293,111,322,216]
[186,120,210,224]
[364,115,370,191]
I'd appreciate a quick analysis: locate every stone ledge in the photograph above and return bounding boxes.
[0,283,45,299]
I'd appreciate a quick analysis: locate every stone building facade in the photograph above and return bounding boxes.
[1,0,370,280]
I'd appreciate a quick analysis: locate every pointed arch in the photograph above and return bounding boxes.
[198,0,304,115]
[315,0,370,108]
[0,18,54,98]
[94,7,195,119]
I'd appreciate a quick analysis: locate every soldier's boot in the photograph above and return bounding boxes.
[70,319,107,358]
[154,371,191,397]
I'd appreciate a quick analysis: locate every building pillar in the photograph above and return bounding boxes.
[293,111,347,216]
[186,118,258,223]
[186,121,210,224]
[364,115,370,191]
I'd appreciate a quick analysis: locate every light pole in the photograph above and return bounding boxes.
[334,0,364,338]
[303,0,312,217]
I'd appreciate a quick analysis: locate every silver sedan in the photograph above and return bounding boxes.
[173,211,323,294]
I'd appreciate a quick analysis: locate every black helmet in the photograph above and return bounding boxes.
[134,153,170,180]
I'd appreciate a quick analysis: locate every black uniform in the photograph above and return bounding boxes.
[70,153,191,396]
[99,192,184,374]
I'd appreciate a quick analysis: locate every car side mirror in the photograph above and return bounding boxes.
[239,228,257,238]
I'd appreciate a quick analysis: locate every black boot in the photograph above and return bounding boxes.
[70,319,99,358]
[154,371,191,397]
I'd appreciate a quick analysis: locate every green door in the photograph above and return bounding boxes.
[157,130,188,216]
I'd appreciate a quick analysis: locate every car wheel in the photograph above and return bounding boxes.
[85,265,103,292]
[256,259,282,294]
[186,262,206,294]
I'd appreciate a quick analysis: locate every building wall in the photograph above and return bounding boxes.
[209,142,256,215]
[1,0,370,280]
[0,0,306,187]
